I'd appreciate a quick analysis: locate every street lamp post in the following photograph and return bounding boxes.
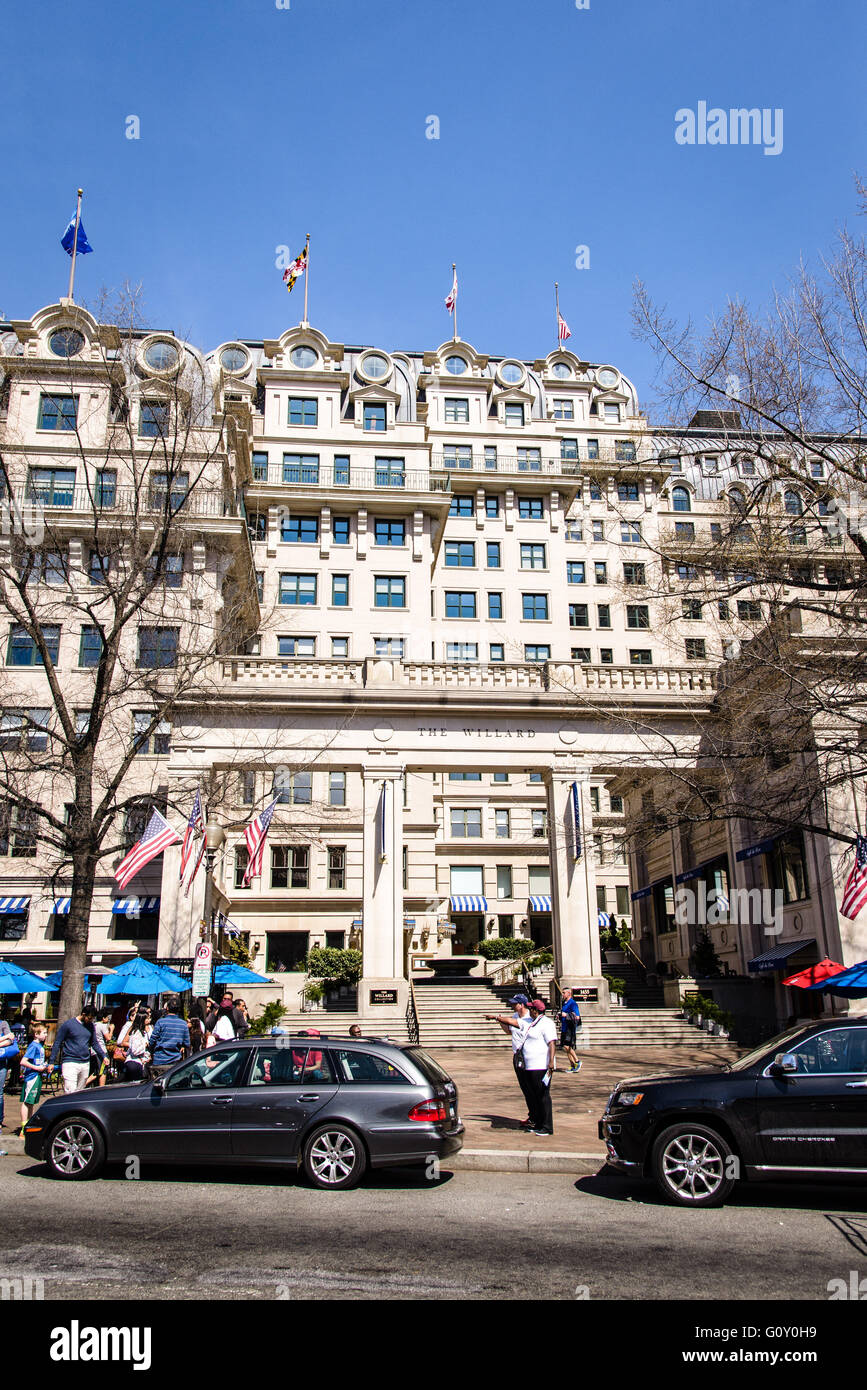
[202,820,226,954]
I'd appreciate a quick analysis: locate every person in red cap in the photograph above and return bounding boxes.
[521,999,558,1135]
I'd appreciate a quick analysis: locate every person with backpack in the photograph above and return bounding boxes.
[558,987,583,1073]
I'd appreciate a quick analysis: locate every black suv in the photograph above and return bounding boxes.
[23,1036,463,1190]
[599,1016,867,1206]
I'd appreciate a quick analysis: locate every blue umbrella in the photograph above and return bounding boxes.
[213,964,272,985]
[98,958,191,995]
[807,959,867,997]
[0,960,59,993]
[45,970,93,992]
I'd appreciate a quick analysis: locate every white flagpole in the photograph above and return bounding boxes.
[67,188,83,301]
[452,263,458,341]
[302,232,310,325]
[555,281,561,350]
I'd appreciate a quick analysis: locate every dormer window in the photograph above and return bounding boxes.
[445,398,469,423]
[551,361,572,379]
[603,402,620,422]
[505,403,525,427]
[499,362,524,386]
[140,400,170,438]
[290,345,318,369]
[49,328,85,359]
[288,397,317,426]
[363,402,387,432]
[143,340,179,373]
[445,355,468,375]
[358,352,390,382]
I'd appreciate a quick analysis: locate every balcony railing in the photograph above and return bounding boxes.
[248,463,450,493]
[11,485,238,519]
[430,449,650,476]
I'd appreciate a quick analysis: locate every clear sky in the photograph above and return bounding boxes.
[1,0,864,413]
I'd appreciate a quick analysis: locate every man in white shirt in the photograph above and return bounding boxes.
[485,993,533,1128]
[521,999,558,1135]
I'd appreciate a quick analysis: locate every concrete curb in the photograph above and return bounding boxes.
[449,1148,605,1175]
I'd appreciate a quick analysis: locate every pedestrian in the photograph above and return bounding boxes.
[0,1012,20,1130]
[187,1016,206,1053]
[93,1009,115,1086]
[204,996,219,1033]
[233,998,250,1038]
[521,999,558,1136]
[558,988,583,1073]
[18,1025,50,1132]
[212,997,237,1042]
[115,1008,152,1082]
[348,1024,362,1038]
[485,993,534,1128]
[49,1005,106,1093]
[145,999,190,1078]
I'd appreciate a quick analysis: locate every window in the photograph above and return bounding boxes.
[569,604,589,628]
[662,455,682,473]
[327,847,346,890]
[489,643,504,662]
[784,489,803,516]
[626,605,650,629]
[630,649,653,665]
[587,440,600,461]
[446,642,478,662]
[279,573,317,606]
[770,832,809,904]
[374,576,406,608]
[524,644,550,662]
[449,495,474,518]
[589,787,600,812]
[528,772,543,783]
[492,771,509,784]
[553,400,574,420]
[567,561,585,584]
[28,467,76,506]
[603,403,620,421]
[139,400,170,438]
[331,574,349,607]
[788,524,807,547]
[703,456,719,473]
[671,486,691,512]
[0,804,37,859]
[288,397,317,426]
[273,770,311,806]
[146,553,183,589]
[737,600,762,622]
[132,711,171,756]
[718,600,730,620]
[374,636,405,658]
[278,636,316,657]
[532,810,547,839]
[0,709,49,752]
[95,470,116,507]
[565,521,583,541]
[444,445,472,469]
[505,403,525,427]
[281,515,319,543]
[623,562,645,585]
[451,808,482,838]
[234,846,249,889]
[248,513,267,542]
[685,638,706,660]
[484,447,498,472]
[600,647,613,664]
[495,809,511,838]
[675,521,695,541]
[517,448,540,471]
[485,495,500,517]
[38,394,78,431]
[283,453,319,485]
[329,771,346,806]
[252,451,269,481]
[137,627,178,669]
[271,846,310,889]
[610,795,624,814]
[497,865,513,899]
[363,403,386,432]
[371,519,404,549]
[522,593,548,620]
[487,592,503,620]
[810,460,825,479]
[255,571,265,602]
[7,624,60,667]
[331,637,349,658]
[333,456,350,486]
[560,441,579,467]
[79,626,103,668]
[23,549,67,586]
[520,543,547,569]
[682,599,702,620]
[617,479,639,499]
[621,522,642,544]
[518,497,543,520]
[486,542,501,568]
[616,442,637,464]
[594,561,607,584]
[449,772,482,781]
[571,647,591,662]
[241,771,256,805]
[597,605,611,628]
[445,398,470,423]
[375,458,405,488]
[596,883,607,909]
[592,520,604,542]
[332,516,350,545]
[445,541,475,567]
[445,590,476,618]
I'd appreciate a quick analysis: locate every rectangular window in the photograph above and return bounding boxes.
[718,600,730,620]
[271,846,310,889]
[505,403,525,427]
[517,447,540,471]
[592,520,604,542]
[0,804,37,859]
[597,605,611,628]
[327,846,346,890]
[282,453,320,485]
[451,808,482,838]
[449,772,482,781]
[489,643,504,662]
[682,599,702,620]
[626,605,650,629]
[445,590,476,618]
[446,642,478,662]
[600,647,613,664]
[444,398,470,423]
[520,543,547,569]
[518,497,543,520]
[241,771,256,805]
[329,771,346,806]
[234,846,250,889]
[375,457,405,488]
[495,809,511,839]
[492,771,509,783]
[565,521,583,542]
[444,445,472,469]
[449,495,474,517]
[374,575,406,608]
[139,400,170,438]
[288,397,318,426]
[486,541,501,568]
[522,593,548,620]
[333,456,350,486]
[630,649,653,665]
[554,400,575,421]
[331,637,349,658]
[737,600,762,622]
[331,574,349,607]
[610,795,623,814]
[623,562,645,585]
[255,571,264,601]
[445,541,476,567]
[485,495,500,517]
[273,770,312,805]
[594,561,607,583]
[0,708,49,752]
[279,573,317,605]
[685,638,707,660]
[587,440,600,461]
[95,469,116,507]
[770,831,810,904]
[567,561,585,584]
[616,884,630,915]
[487,592,503,620]
[589,787,600,812]
[571,647,591,662]
[278,636,316,657]
[617,478,639,498]
[524,644,550,662]
[484,447,498,472]
[532,810,547,839]
[132,710,171,756]
[374,637,404,658]
[603,403,620,421]
[675,521,695,541]
[38,394,78,431]
[79,626,103,668]
[363,403,387,432]
[496,865,513,899]
[374,518,404,546]
[596,883,607,910]
[281,515,319,543]
[332,515,350,544]
[136,627,178,669]
[569,603,589,628]
[248,513,267,543]
[252,451,269,481]
[28,467,76,507]
[621,523,642,544]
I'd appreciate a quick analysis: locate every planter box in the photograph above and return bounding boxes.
[604,950,626,966]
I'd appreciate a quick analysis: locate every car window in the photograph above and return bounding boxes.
[335,1049,411,1084]
[785,1028,867,1075]
[247,1046,335,1085]
[165,1049,248,1091]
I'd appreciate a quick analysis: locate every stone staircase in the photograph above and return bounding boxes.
[604,958,666,1008]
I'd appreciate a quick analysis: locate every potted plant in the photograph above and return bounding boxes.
[304,981,324,1011]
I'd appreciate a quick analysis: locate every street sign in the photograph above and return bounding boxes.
[191,943,213,996]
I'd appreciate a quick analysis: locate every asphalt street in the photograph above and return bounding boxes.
[2,1153,866,1302]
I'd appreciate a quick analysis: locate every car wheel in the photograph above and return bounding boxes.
[651,1123,735,1207]
[303,1124,367,1191]
[46,1116,106,1181]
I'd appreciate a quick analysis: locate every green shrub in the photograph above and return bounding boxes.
[247,1001,288,1036]
[304,981,324,1003]
[305,947,363,985]
[603,974,626,997]
[476,937,536,961]
[525,950,554,969]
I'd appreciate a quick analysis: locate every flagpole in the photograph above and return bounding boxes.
[67,188,83,302]
[302,232,310,326]
[555,281,561,350]
[454,264,460,341]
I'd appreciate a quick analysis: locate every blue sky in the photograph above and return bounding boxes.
[1,0,864,414]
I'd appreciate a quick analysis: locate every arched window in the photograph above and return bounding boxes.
[671,486,691,513]
[784,489,803,516]
[728,489,747,516]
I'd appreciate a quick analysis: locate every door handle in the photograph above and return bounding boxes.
[211,1096,233,1105]
[846,1081,867,1088]
[297,1093,320,1102]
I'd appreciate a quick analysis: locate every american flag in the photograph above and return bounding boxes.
[558,312,571,343]
[840,834,867,920]
[115,808,180,891]
[243,799,279,884]
[445,269,457,314]
[183,832,206,899]
[179,788,203,882]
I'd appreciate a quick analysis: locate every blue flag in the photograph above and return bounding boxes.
[61,215,93,257]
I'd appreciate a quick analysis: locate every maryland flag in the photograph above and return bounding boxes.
[283,243,308,294]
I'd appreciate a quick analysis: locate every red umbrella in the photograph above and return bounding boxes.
[782,957,846,988]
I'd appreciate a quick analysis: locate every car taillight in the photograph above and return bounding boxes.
[408,1099,447,1122]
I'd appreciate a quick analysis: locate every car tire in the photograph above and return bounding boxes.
[46,1116,106,1181]
[651,1122,736,1208]
[302,1123,367,1191]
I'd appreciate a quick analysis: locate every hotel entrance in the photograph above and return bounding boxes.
[450,912,485,954]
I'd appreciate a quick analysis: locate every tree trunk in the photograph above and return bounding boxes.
[56,854,98,1027]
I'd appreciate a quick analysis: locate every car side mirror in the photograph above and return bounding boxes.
[152,1076,166,1093]
[773,1052,798,1074]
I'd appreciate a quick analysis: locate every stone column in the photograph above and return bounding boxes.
[360,766,408,1023]
[544,766,610,1013]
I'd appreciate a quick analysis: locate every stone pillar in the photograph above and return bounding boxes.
[544,766,610,1013]
[360,766,408,1023]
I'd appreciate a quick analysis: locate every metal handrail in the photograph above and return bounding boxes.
[485,948,546,988]
[406,979,420,1044]
[11,484,237,519]
[249,463,450,493]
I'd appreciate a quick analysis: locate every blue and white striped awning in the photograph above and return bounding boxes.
[598,911,615,928]
[53,898,71,915]
[450,896,487,912]
[112,896,161,916]
[0,896,30,914]
[529,896,552,912]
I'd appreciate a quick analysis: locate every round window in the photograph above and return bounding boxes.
[290,345,318,368]
[551,360,572,379]
[445,355,468,375]
[500,362,524,384]
[220,346,248,373]
[144,340,179,372]
[49,328,85,359]
[361,352,389,379]
[597,367,619,388]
